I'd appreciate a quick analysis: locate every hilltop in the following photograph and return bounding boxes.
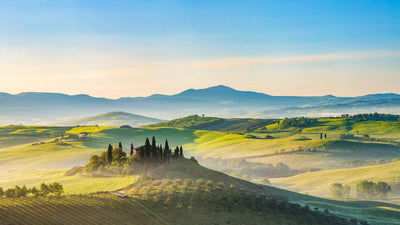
[55,111,164,127]
[145,114,275,133]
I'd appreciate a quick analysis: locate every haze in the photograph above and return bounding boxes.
[0,1,399,98]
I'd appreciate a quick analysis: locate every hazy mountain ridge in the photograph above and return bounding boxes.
[1,85,400,125]
[55,111,165,127]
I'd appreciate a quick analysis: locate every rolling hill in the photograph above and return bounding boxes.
[1,158,396,225]
[145,114,276,133]
[55,111,164,127]
[2,85,400,125]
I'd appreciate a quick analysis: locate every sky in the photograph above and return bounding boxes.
[0,0,399,98]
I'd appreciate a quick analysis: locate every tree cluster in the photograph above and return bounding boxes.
[281,117,317,128]
[85,137,184,175]
[341,113,400,122]
[330,183,351,198]
[356,180,391,199]
[0,182,63,198]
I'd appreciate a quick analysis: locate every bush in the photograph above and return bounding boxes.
[184,179,193,186]
[65,166,84,176]
[196,179,205,187]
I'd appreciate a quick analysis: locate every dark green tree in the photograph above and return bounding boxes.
[159,144,163,161]
[49,182,64,196]
[174,146,179,157]
[374,181,391,198]
[179,146,183,158]
[107,144,113,164]
[130,143,134,157]
[39,183,50,196]
[152,136,156,156]
[357,180,375,199]
[145,137,151,158]
[119,142,123,149]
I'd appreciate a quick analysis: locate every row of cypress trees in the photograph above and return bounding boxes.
[106,136,183,164]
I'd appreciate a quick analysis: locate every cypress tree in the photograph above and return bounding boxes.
[107,144,113,164]
[174,146,179,157]
[119,142,123,149]
[145,137,151,158]
[165,139,170,162]
[159,145,163,162]
[130,143,134,157]
[179,146,183,158]
[152,136,156,156]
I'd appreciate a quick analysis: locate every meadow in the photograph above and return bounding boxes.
[1,116,400,224]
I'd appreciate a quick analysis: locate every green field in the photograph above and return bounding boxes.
[1,159,398,225]
[271,161,400,199]
[1,118,400,224]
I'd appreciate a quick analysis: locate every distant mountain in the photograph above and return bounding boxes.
[1,85,400,125]
[55,111,164,127]
[251,98,400,118]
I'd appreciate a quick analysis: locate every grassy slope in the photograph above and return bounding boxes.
[0,194,169,225]
[145,114,275,133]
[55,111,164,127]
[2,159,398,225]
[141,159,400,225]
[0,169,138,194]
[2,122,400,173]
[271,161,400,199]
[0,125,71,148]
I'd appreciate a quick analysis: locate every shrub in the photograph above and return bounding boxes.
[184,179,193,186]
[196,179,205,187]
[65,166,84,176]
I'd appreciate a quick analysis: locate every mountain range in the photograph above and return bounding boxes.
[1,85,400,125]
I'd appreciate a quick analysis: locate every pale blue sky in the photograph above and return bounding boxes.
[0,0,399,98]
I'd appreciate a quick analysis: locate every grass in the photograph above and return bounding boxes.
[0,169,139,194]
[271,161,400,199]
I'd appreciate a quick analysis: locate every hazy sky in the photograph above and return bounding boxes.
[0,0,399,98]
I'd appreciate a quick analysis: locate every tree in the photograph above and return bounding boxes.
[174,146,179,157]
[179,146,183,158]
[4,188,15,198]
[107,144,113,165]
[274,162,290,175]
[145,137,151,158]
[159,145,163,162]
[15,185,28,197]
[119,142,123,149]
[324,133,327,139]
[320,133,323,139]
[49,182,64,196]
[357,180,375,199]
[330,183,344,198]
[130,143,134,157]
[374,181,391,198]
[29,186,39,197]
[152,136,156,155]
[39,183,50,196]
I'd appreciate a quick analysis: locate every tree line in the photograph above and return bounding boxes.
[0,182,64,198]
[331,180,391,199]
[281,117,317,128]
